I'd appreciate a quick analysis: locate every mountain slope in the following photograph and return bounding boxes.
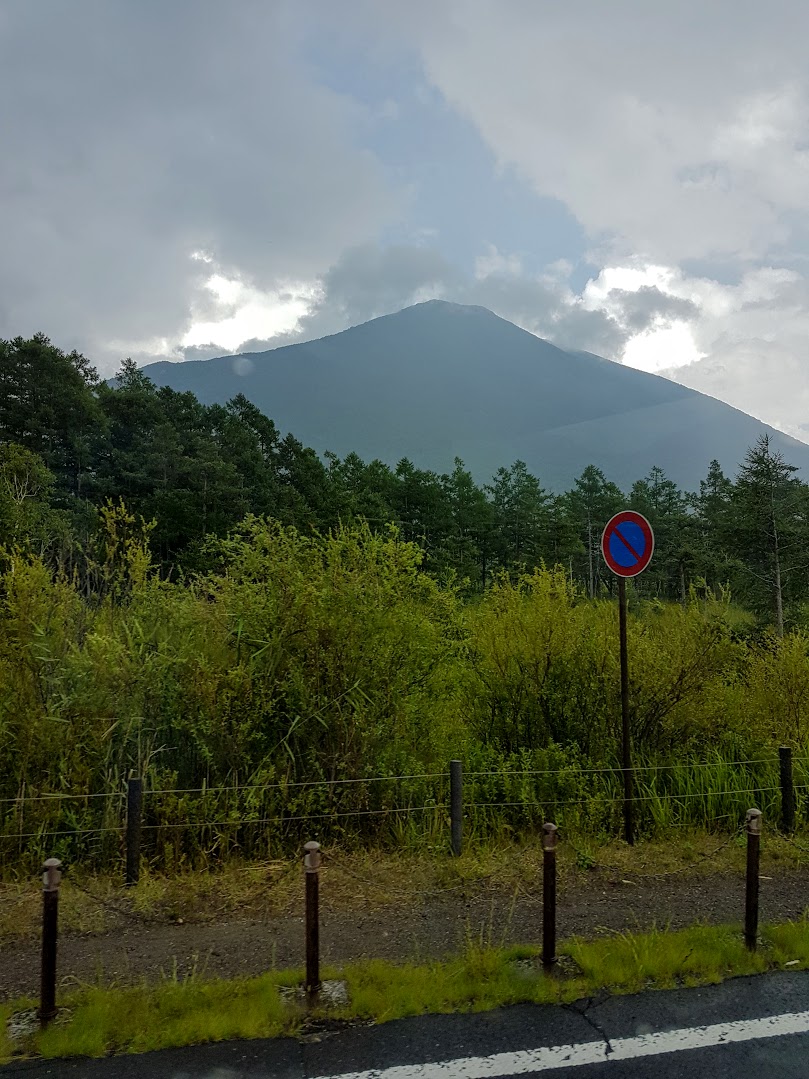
[141,301,809,490]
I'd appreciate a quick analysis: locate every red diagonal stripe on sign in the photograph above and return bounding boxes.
[613,524,643,564]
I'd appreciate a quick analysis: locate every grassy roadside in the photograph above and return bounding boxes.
[3,828,809,943]
[3,920,809,1063]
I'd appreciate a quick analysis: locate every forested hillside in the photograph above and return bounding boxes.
[3,334,809,627]
[141,300,809,492]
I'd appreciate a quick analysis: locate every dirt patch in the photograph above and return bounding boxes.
[3,864,809,1000]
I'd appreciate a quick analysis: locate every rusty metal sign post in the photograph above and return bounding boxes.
[601,511,655,846]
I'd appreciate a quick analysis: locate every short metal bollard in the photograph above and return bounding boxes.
[745,808,762,951]
[38,858,62,1027]
[542,823,558,970]
[450,760,463,857]
[304,841,322,996]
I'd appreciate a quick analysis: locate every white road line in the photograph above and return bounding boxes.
[313,1009,809,1078]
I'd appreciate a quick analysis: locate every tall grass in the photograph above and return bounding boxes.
[1,747,798,873]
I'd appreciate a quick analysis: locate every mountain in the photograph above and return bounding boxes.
[140,301,809,491]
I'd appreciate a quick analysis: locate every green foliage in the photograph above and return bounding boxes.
[0,443,70,553]
[465,570,741,756]
[566,464,623,598]
[190,517,467,781]
[0,519,468,866]
[34,974,297,1059]
[8,332,809,624]
[8,333,809,870]
[731,434,807,634]
[487,460,550,571]
[0,333,105,499]
[3,512,809,870]
[568,924,769,992]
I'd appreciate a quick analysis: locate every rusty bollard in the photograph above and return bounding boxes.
[38,858,62,1027]
[304,841,322,997]
[745,808,762,951]
[543,823,558,971]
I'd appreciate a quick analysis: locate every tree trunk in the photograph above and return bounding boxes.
[773,523,784,637]
[770,479,785,638]
[587,513,594,600]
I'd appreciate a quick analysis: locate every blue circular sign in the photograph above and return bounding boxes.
[601,511,655,578]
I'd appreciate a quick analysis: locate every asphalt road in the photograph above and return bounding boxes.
[3,971,809,1078]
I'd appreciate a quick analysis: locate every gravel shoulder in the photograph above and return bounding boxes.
[3,864,809,1000]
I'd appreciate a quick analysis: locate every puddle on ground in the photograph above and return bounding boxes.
[6,1007,73,1047]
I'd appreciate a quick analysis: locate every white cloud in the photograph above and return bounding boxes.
[663,269,809,437]
[296,1,807,441]
[182,270,315,352]
[390,1,809,267]
[580,266,702,371]
[474,245,522,280]
[0,1,396,372]
[575,262,809,437]
[6,0,809,449]
[622,321,702,374]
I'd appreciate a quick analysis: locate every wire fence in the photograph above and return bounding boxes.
[2,750,807,876]
[5,756,806,806]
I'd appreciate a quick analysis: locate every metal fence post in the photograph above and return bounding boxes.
[450,760,463,857]
[38,858,62,1027]
[125,776,143,886]
[542,823,558,971]
[779,747,795,833]
[745,808,762,951]
[304,841,322,996]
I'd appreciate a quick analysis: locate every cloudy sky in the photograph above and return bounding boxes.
[3,1,809,438]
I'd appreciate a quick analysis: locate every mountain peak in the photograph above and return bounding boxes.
[141,305,809,490]
[402,298,496,316]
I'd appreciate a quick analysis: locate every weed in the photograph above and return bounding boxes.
[34,974,301,1059]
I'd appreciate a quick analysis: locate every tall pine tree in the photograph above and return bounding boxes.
[732,434,808,635]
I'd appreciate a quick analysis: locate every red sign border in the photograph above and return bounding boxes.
[601,511,654,578]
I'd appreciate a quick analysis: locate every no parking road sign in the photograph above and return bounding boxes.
[601,511,654,579]
[600,508,655,847]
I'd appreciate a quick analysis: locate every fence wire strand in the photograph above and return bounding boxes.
[465,759,779,779]
[1,758,790,806]
[2,785,784,843]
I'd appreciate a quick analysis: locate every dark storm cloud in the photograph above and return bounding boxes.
[316,244,628,358]
[293,245,461,340]
[0,1,394,361]
[460,272,627,358]
[606,286,699,332]
[175,244,629,363]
